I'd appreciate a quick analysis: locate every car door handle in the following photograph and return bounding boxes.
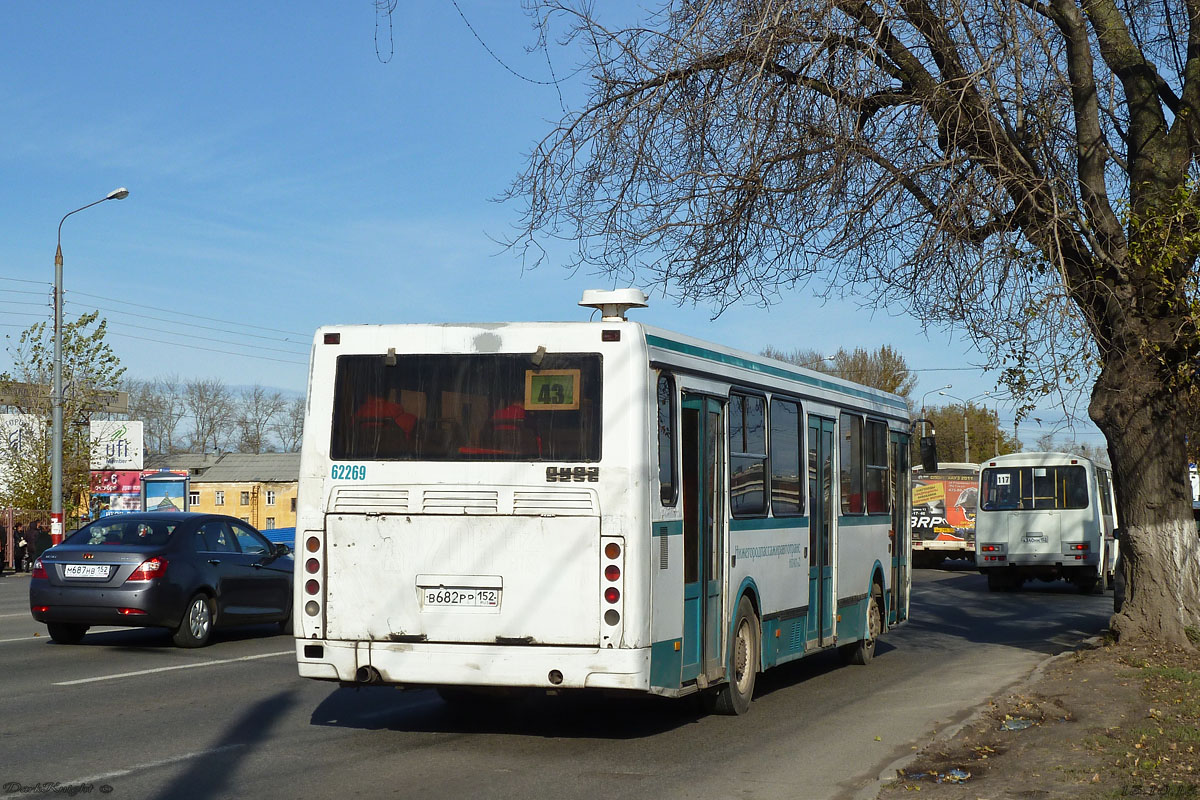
[208,559,222,565]
[252,563,264,569]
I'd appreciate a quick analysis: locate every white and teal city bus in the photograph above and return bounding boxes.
[293,290,912,714]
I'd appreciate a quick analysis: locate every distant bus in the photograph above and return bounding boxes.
[293,289,912,714]
[975,452,1118,593]
[910,462,979,567]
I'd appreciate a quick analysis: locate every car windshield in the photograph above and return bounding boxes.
[66,519,177,547]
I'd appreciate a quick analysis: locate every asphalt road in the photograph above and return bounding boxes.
[0,562,1112,800]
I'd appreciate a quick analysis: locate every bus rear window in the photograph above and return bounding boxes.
[980,465,1089,511]
[330,353,602,462]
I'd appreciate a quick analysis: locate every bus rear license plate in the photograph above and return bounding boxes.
[422,588,500,609]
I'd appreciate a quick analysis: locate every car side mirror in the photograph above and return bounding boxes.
[274,543,292,556]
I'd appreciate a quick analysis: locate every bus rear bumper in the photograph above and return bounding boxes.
[296,639,652,691]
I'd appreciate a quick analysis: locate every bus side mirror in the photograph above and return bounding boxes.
[919,436,939,472]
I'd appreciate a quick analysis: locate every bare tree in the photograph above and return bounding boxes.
[235,385,286,454]
[1035,432,1109,465]
[271,395,305,453]
[123,374,187,455]
[184,378,234,454]
[514,2,1200,643]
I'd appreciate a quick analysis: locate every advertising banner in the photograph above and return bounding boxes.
[911,467,980,543]
[90,421,144,471]
[142,471,189,512]
[89,469,143,518]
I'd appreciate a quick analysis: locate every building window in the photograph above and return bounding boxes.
[729,392,767,516]
[240,517,250,523]
[290,497,296,512]
[189,491,200,506]
[240,491,250,505]
[215,490,225,506]
[266,490,276,506]
[266,517,276,529]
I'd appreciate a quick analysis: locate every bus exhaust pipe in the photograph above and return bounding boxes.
[355,666,383,685]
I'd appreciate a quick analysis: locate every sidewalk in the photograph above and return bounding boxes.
[875,636,1200,798]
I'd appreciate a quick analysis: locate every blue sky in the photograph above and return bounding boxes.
[0,2,1102,448]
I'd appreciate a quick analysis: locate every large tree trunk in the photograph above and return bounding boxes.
[1092,360,1200,645]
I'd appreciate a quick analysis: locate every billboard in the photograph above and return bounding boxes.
[911,464,980,548]
[90,421,144,471]
[142,470,189,513]
[89,470,143,518]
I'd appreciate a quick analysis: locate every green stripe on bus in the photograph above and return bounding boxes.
[645,334,909,414]
[730,516,809,532]
[652,521,683,537]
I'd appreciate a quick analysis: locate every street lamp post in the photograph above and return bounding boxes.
[51,188,129,545]
[919,384,953,437]
[938,390,991,463]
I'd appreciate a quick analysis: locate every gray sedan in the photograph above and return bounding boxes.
[30,511,293,647]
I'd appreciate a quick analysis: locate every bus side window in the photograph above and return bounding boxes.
[657,374,677,505]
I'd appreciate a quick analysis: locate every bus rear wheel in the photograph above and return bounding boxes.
[708,595,759,716]
[842,586,883,666]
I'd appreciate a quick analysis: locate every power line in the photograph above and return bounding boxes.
[94,316,310,358]
[103,329,308,366]
[70,290,310,338]
[63,300,309,351]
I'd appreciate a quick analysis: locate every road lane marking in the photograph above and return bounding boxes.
[66,743,246,785]
[0,612,34,618]
[0,627,125,644]
[54,650,292,685]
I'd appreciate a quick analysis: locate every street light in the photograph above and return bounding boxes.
[51,188,129,545]
[939,390,991,463]
[919,384,952,437]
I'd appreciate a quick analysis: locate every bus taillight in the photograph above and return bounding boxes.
[600,536,625,645]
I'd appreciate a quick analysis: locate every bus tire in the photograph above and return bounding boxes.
[1076,574,1099,594]
[986,571,1010,592]
[710,595,759,715]
[843,585,883,666]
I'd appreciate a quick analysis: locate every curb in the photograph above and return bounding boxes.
[853,633,1109,800]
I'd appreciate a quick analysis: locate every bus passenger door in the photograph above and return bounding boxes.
[807,416,835,646]
[681,394,725,684]
[890,431,910,623]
